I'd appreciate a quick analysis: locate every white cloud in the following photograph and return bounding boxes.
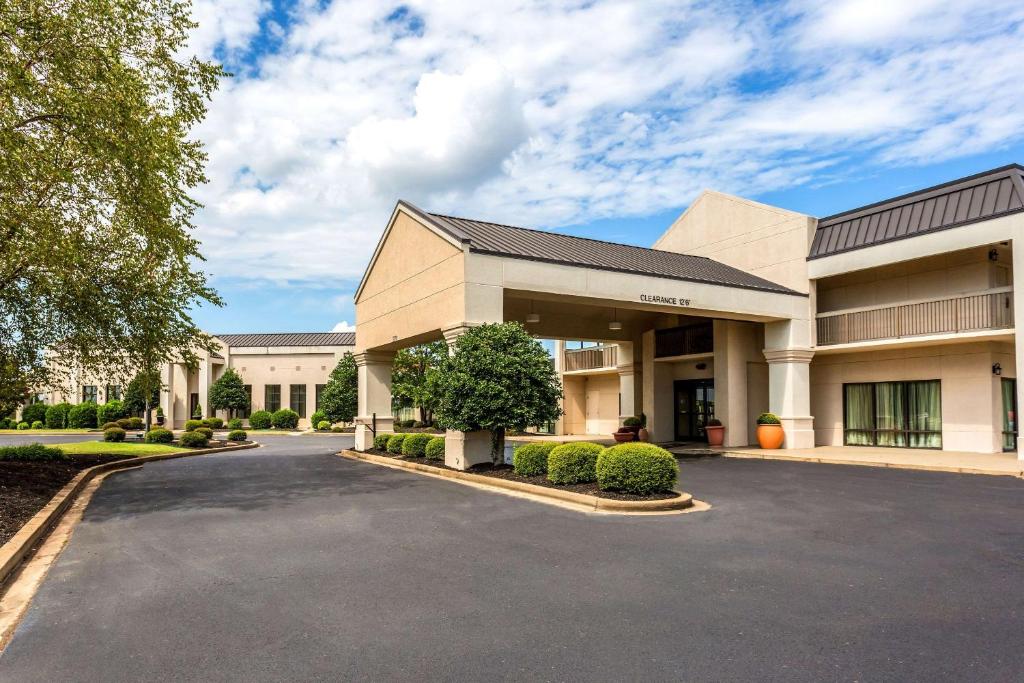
[185,0,1024,300]
[331,321,356,333]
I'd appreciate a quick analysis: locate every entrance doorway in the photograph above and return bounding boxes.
[674,379,714,442]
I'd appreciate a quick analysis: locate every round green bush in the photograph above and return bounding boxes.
[179,431,209,448]
[103,427,126,442]
[513,442,557,477]
[547,442,604,484]
[145,428,174,444]
[17,422,29,430]
[271,409,299,429]
[194,426,214,440]
[227,429,247,441]
[116,418,131,429]
[67,402,98,428]
[386,433,408,454]
[425,436,445,460]
[248,410,272,430]
[0,443,66,461]
[202,417,224,429]
[757,412,780,425]
[22,402,48,425]
[317,420,331,431]
[331,426,344,433]
[184,419,203,431]
[227,418,243,430]
[401,433,434,457]
[101,421,119,431]
[596,443,678,495]
[96,400,125,426]
[373,433,391,450]
[31,420,44,430]
[45,403,71,429]
[310,410,327,429]
[127,416,144,430]
[622,416,642,427]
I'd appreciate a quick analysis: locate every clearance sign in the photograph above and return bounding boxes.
[640,294,691,307]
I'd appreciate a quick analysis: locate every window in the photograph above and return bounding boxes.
[290,384,306,418]
[265,385,281,413]
[106,384,121,401]
[82,385,98,403]
[844,380,942,449]
[1002,378,1017,452]
[238,385,252,418]
[315,384,325,410]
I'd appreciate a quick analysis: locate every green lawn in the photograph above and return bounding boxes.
[0,429,95,435]
[55,441,185,456]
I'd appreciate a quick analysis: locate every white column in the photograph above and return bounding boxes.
[197,357,210,421]
[1013,245,1024,459]
[615,341,640,422]
[764,318,815,449]
[353,351,395,451]
[161,362,174,429]
[714,320,756,447]
[441,323,494,470]
[553,340,567,436]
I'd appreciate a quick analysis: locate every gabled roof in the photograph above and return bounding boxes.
[398,201,802,296]
[214,332,355,348]
[809,164,1024,259]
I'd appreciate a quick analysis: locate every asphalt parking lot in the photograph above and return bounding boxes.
[1,435,1022,681]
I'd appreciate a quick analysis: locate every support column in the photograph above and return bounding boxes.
[441,323,495,470]
[615,341,641,422]
[1013,245,1024,459]
[161,362,175,429]
[714,320,758,447]
[553,340,567,436]
[763,348,815,449]
[353,351,395,451]
[197,357,210,421]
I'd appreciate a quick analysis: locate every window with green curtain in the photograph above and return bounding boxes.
[907,380,941,448]
[844,383,874,445]
[875,382,907,447]
[843,380,941,449]
[1002,378,1016,451]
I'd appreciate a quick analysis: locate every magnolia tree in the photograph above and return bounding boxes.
[433,323,562,464]
[320,353,358,424]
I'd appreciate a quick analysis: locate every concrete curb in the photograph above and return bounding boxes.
[339,449,695,514]
[720,450,1024,478]
[0,442,259,587]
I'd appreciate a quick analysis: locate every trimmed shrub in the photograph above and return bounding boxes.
[203,417,224,429]
[227,418,243,430]
[97,399,126,426]
[425,436,445,461]
[310,410,327,430]
[101,422,120,431]
[67,402,98,428]
[513,442,557,477]
[547,442,603,484]
[0,443,66,461]
[317,420,331,431]
[373,433,391,450]
[184,419,203,431]
[179,431,209,448]
[622,416,642,428]
[103,427,126,442]
[248,410,272,429]
[22,402,48,425]
[0,418,12,429]
[116,418,131,429]
[17,422,29,430]
[31,420,44,429]
[45,403,71,429]
[145,428,174,444]
[596,443,678,495]
[331,426,344,433]
[227,429,247,441]
[128,416,144,430]
[271,409,299,429]
[194,427,214,440]
[386,433,408,454]
[757,412,780,425]
[401,433,434,457]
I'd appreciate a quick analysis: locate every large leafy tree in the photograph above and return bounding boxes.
[0,0,223,402]
[320,353,358,424]
[208,368,250,418]
[433,323,562,464]
[391,341,447,424]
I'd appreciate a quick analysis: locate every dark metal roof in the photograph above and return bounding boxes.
[214,332,355,347]
[810,164,1024,259]
[399,202,802,296]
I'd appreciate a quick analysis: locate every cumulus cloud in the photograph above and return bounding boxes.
[331,321,356,333]
[185,0,1024,303]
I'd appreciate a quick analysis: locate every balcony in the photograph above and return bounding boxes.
[816,288,1014,346]
[563,345,617,372]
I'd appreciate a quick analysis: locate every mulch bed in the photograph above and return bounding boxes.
[0,454,128,546]
[365,450,680,501]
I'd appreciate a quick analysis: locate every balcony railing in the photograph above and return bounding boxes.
[563,345,617,372]
[816,288,1014,346]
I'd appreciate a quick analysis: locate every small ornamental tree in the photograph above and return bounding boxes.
[208,369,250,418]
[123,370,161,419]
[433,322,562,464]
[391,341,447,425]
[320,353,358,424]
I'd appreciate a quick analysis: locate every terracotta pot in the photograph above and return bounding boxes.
[621,425,640,435]
[705,425,724,447]
[756,424,784,449]
[637,427,650,442]
[612,430,635,443]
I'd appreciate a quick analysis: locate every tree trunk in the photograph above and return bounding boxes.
[144,398,151,432]
[490,426,505,466]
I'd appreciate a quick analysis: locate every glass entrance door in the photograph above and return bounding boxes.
[674,379,714,442]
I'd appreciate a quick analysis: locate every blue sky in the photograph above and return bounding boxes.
[184,0,1024,334]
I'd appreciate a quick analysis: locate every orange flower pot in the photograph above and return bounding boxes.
[705,425,725,446]
[756,424,784,449]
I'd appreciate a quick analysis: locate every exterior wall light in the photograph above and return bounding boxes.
[526,300,540,324]
[993,363,1002,376]
[608,308,622,331]
[989,248,1000,261]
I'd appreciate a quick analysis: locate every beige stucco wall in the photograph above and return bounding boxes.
[816,245,1010,313]
[810,341,1013,453]
[654,190,816,295]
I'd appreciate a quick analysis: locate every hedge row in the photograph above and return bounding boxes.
[512,441,678,494]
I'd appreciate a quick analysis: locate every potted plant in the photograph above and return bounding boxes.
[622,416,642,435]
[612,428,636,443]
[156,406,164,426]
[756,412,784,449]
[705,418,724,446]
[637,412,650,442]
